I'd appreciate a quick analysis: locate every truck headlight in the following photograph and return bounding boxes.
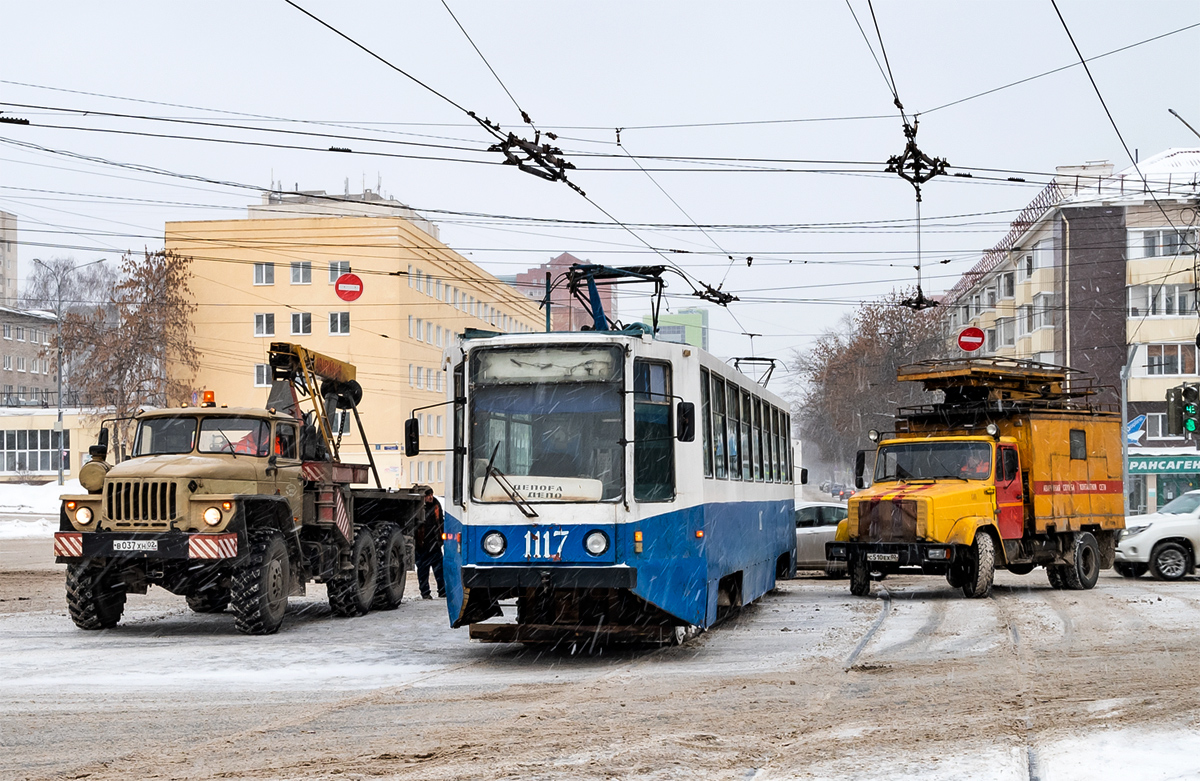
[203,507,223,526]
[74,507,94,525]
[585,530,609,555]
[482,531,506,556]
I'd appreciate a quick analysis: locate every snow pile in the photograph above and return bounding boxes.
[0,479,82,539]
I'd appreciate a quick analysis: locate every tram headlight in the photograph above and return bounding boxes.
[74,506,94,526]
[203,507,223,526]
[585,530,609,555]
[482,531,506,556]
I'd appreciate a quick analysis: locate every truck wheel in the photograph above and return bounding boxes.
[1061,532,1100,590]
[186,587,231,614]
[1150,542,1189,581]
[961,533,995,599]
[849,559,871,596]
[66,561,126,630]
[372,523,407,610]
[328,526,377,617]
[1046,565,1067,589]
[231,530,290,635]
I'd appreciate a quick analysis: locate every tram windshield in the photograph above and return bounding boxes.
[469,345,624,502]
[874,441,993,482]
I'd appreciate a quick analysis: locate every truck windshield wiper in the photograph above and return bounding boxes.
[926,474,969,481]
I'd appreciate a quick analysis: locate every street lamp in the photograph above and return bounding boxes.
[32,257,106,486]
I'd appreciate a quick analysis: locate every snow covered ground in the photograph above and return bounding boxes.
[6,567,1200,780]
[0,479,79,538]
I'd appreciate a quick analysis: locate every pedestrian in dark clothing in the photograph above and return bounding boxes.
[415,488,445,599]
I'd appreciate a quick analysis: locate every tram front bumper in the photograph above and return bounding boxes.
[461,565,637,590]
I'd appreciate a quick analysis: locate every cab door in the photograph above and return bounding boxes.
[996,445,1023,539]
[273,421,304,527]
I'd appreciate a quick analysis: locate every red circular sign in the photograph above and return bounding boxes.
[957,326,986,352]
[335,273,363,302]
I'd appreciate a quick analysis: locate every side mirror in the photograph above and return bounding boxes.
[676,401,696,442]
[404,418,420,457]
[266,454,278,475]
[854,450,866,490]
[800,467,808,485]
[90,426,110,462]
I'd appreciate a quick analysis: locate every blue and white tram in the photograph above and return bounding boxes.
[432,329,796,643]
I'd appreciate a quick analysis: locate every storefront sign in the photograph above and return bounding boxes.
[1128,455,1200,474]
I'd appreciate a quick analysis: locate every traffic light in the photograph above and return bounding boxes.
[1168,386,1184,436]
[1184,384,1200,434]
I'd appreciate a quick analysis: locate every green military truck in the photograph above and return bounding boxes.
[54,343,424,634]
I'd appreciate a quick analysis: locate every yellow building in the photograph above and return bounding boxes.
[165,190,545,491]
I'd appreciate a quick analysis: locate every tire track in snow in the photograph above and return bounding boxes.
[844,585,891,669]
[992,592,1043,781]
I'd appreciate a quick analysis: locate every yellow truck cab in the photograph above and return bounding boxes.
[826,359,1123,598]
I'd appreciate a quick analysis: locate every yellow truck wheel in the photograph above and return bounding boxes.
[849,559,871,597]
[961,533,995,599]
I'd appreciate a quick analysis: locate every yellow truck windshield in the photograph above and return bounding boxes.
[874,441,992,482]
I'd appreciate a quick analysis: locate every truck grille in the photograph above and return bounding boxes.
[858,499,918,543]
[106,480,179,526]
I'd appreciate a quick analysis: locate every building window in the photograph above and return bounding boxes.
[436,325,443,347]
[984,286,997,310]
[425,322,433,343]
[437,460,444,482]
[985,328,997,353]
[416,368,424,390]
[2,324,9,340]
[2,356,9,371]
[254,263,275,285]
[1147,344,1197,376]
[408,364,414,386]
[329,312,350,335]
[437,415,443,436]
[407,264,413,287]
[1022,253,1035,279]
[426,275,434,296]
[998,318,1015,347]
[1018,304,1033,336]
[1000,271,1015,299]
[436,371,444,392]
[1032,293,1055,330]
[415,318,424,342]
[291,312,311,335]
[436,280,443,300]
[15,327,24,342]
[1128,284,1193,317]
[254,364,270,387]
[291,261,311,285]
[329,261,350,283]
[1147,412,1183,441]
[0,427,69,473]
[254,313,275,337]
[16,357,25,373]
[408,315,414,338]
[1138,228,1199,258]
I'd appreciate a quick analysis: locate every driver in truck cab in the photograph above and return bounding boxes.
[960,448,991,479]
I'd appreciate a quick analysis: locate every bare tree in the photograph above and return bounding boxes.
[21,256,119,317]
[60,249,199,449]
[789,289,947,479]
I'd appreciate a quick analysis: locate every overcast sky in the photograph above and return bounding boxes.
[2,1,1198,375]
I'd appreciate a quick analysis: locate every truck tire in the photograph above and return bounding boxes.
[1046,565,1067,589]
[961,532,995,599]
[328,526,377,617]
[372,523,407,610]
[66,561,126,630]
[231,530,290,635]
[849,558,871,596]
[1149,542,1189,581]
[1061,532,1100,590]
[186,587,231,614]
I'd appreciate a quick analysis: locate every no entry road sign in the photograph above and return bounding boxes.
[957,326,985,352]
[335,273,363,302]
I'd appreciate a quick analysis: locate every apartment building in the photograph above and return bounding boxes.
[513,252,618,330]
[0,211,17,307]
[943,148,1200,514]
[165,190,545,491]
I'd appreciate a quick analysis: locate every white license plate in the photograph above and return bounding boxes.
[866,552,899,562]
[113,540,158,552]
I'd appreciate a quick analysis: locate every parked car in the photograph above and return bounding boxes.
[1115,490,1200,580]
[795,501,849,576]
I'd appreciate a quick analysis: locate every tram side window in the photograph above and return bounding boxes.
[752,397,763,481]
[633,360,674,502]
[740,389,752,480]
[765,405,777,482]
[778,409,789,482]
[727,382,742,480]
[700,369,713,478]
[711,374,727,479]
[781,411,792,482]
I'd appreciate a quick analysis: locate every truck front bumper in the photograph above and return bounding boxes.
[54,531,240,562]
[826,541,960,567]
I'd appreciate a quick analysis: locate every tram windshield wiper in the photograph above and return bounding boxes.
[479,447,539,518]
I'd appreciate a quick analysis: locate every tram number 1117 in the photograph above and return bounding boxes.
[525,529,569,560]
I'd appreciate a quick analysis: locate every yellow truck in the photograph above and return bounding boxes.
[826,359,1124,597]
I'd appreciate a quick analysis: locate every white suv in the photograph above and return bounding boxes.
[1115,491,1200,580]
